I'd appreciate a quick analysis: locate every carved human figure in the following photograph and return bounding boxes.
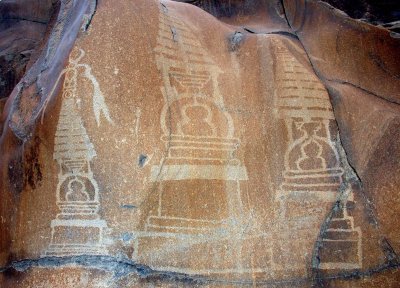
[65,180,90,202]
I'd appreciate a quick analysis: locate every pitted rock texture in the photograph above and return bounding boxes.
[0,0,399,287]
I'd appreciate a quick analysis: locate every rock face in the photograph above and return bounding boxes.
[0,0,399,287]
[0,0,58,101]
[322,0,400,28]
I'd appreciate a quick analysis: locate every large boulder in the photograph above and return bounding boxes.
[0,0,399,287]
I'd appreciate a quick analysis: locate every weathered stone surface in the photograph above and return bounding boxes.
[328,82,400,254]
[283,0,400,103]
[0,0,399,287]
[322,0,400,27]
[186,0,292,34]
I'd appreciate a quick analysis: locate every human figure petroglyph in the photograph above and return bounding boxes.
[65,180,90,202]
[179,102,216,137]
[294,121,327,171]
